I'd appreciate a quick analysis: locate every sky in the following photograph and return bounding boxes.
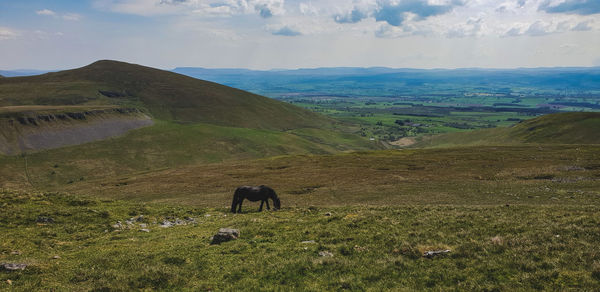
[0,0,599,70]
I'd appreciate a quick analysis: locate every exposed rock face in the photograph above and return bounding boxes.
[210,228,240,244]
[0,108,153,155]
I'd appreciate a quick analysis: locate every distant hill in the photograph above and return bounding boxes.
[0,69,55,77]
[414,112,600,147]
[0,60,332,130]
[172,66,600,98]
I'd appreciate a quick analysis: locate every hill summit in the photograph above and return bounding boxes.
[0,60,331,130]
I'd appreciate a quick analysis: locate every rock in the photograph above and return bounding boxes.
[324,212,332,216]
[1,263,27,271]
[210,228,240,244]
[160,220,174,228]
[52,255,60,259]
[139,229,150,233]
[6,279,12,285]
[10,251,21,255]
[135,215,145,222]
[301,240,316,244]
[139,223,147,228]
[423,249,451,258]
[318,251,334,257]
[111,221,123,229]
[36,216,54,223]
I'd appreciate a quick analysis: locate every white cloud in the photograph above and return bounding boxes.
[36,9,56,16]
[36,8,82,21]
[0,27,19,40]
[62,13,83,21]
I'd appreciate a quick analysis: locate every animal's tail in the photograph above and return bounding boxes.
[231,188,240,213]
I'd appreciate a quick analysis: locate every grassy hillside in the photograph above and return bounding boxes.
[1,145,596,207]
[414,112,600,148]
[0,120,376,190]
[2,189,600,290]
[0,60,332,130]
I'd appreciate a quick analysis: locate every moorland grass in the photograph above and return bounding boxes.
[1,190,599,290]
[42,145,600,207]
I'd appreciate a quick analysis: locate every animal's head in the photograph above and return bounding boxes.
[273,196,281,210]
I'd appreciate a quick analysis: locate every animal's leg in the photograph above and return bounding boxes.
[266,199,270,210]
[259,200,264,212]
[237,199,243,213]
[231,197,238,213]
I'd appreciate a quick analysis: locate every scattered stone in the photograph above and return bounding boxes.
[36,216,54,223]
[1,263,27,271]
[204,214,211,217]
[353,245,368,252]
[160,220,174,228]
[318,251,334,257]
[6,279,12,285]
[135,215,145,222]
[112,221,123,229]
[491,236,503,245]
[210,228,240,244]
[139,229,150,233]
[10,251,21,255]
[301,240,316,244]
[139,223,147,228]
[423,249,451,258]
[52,255,60,259]
[324,212,332,216]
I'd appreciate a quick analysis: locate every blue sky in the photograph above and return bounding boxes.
[1,0,599,70]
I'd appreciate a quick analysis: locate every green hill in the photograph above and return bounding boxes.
[0,60,377,184]
[0,60,331,130]
[414,112,600,148]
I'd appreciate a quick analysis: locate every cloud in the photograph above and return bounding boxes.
[299,2,319,16]
[272,26,301,36]
[446,17,484,38]
[36,9,81,20]
[373,0,464,27]
[539,0,600,15]
[572,19,593,31]
[0,27,18,40]
[98,0,285,17]
[36,9,56,16]
[524,20,554,36]
[334,8,368,23]
[62,13,82,21]
[256,4,273,18]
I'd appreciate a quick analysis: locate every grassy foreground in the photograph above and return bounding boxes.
[1,190,600,290]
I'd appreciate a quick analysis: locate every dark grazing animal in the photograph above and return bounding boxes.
[231,185,281,213]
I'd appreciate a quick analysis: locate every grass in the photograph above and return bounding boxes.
[43,145,600,207]
[414,112,600,148]
[1,190,599,290]
[0,60,334,131]
[0,120,377,189]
